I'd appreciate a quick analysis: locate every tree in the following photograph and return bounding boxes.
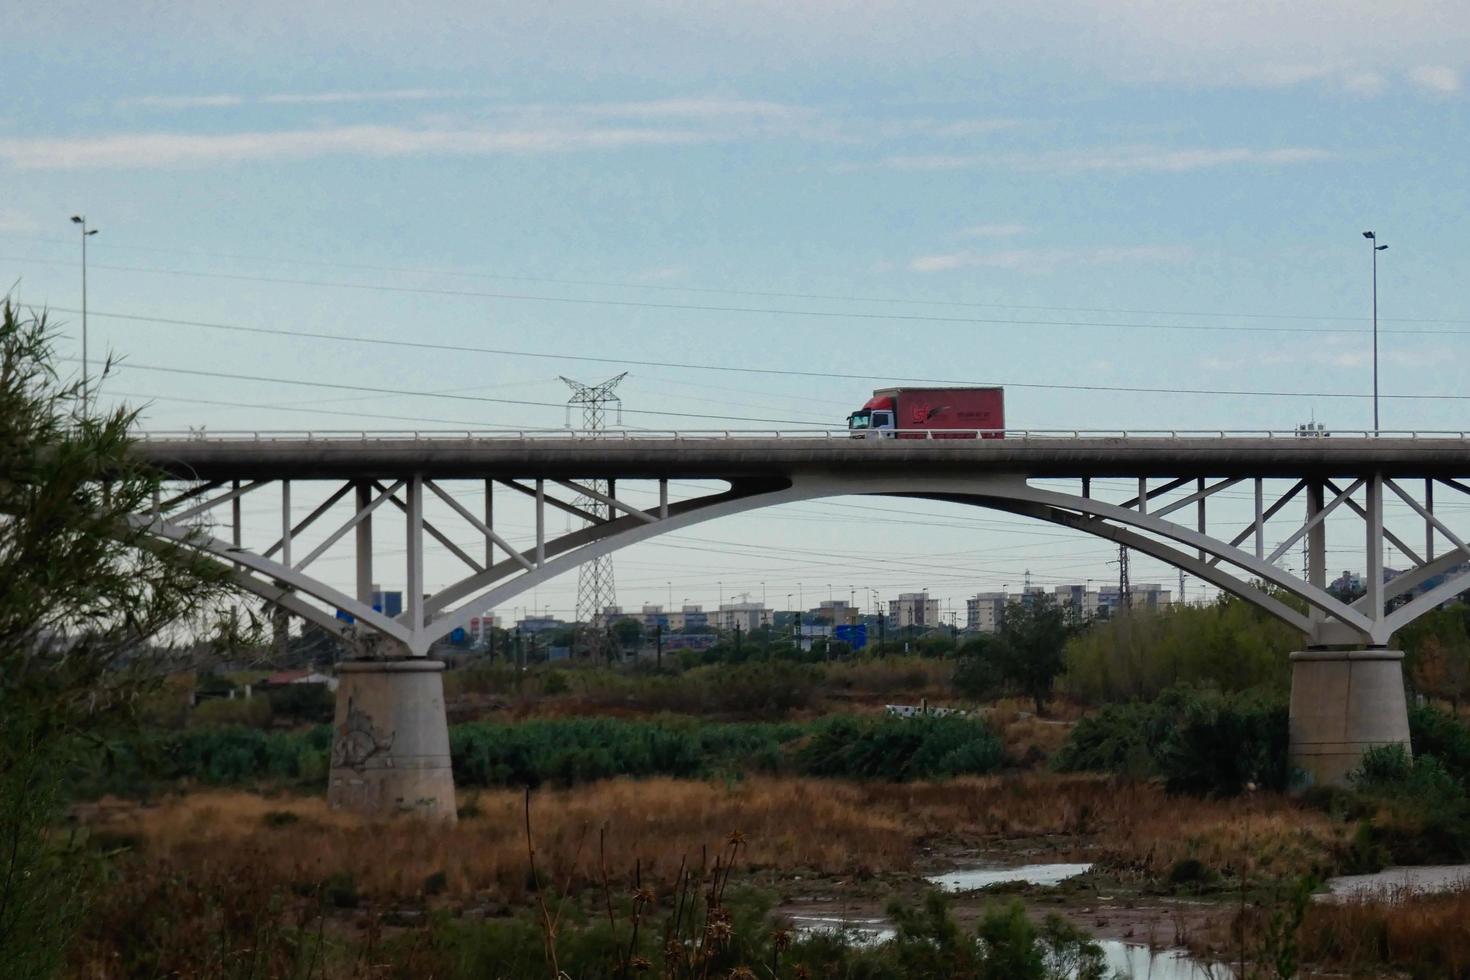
[611,617,643,652]
[994,596,1077,715]
[1400,604,1470,711]
[0,301,247,977]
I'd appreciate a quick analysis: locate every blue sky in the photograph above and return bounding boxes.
[4,2,1470,623]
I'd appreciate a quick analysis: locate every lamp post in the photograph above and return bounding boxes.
[1362,231,1388,435]
[70,215,98,415]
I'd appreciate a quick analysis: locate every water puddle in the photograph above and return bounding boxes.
[786,920,1228,978]
[1099,940,1233,979]
[787,914,894,946]
[927,861,1094,892]
[1322,863,1470,901]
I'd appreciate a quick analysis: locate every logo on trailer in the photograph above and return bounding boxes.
[909,404,949,425]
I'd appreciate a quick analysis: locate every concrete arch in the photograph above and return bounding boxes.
[149,470,1463,652]
[414,473,1356,650]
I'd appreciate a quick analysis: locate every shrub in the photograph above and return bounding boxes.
[1053,685,1289,795]
[1408,703,1470,786]
[189,696,272,729]
[797,715,1005,781]
[1062,597,1296,703]
[1351,744,1470,862]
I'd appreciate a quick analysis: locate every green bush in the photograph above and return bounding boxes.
[797,714,1005,781]
[1062,597,1296,703]
[1409,703,1470,786]
[1053,685,1289,795]
[1351,743,1470,862]
[189,696,272,729]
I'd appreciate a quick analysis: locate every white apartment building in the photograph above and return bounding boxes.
[888,592,941,629]
[714,601,772,632]
[966,592,1007,633]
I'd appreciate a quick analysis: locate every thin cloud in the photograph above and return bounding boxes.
[0,209,38,232]
[0,124,721,169]
[1407,65,1461,93]
[872,145,1333,174]
[909,245,1192,273]
[957,223,1030,239]
[574,98,806,120]
[119,89,467,110]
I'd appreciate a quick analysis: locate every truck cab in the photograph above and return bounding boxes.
[847,395,897,437]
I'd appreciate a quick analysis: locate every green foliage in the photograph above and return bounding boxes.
[1398,603,1470,708]
[977,596,1080,714]
[1408,702,1470,786]
[1254,873,1320,980]
[529,660,825,719]
[1155,688,1289,795]
[261,682,335,724]
[953,637,1005,700]
[540,670,571,696]
[190,695,273,729]
[610,618,643,649]
[0,301,252,974]
[78,712,1005,795]
[803,894,1106,980]
[450,717,794,788]
[1063,595,1296,704]
[1351,743,1470,862]
[1054,685,1290,795]
[796,714,1005,781]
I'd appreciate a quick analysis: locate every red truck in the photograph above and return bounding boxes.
[847,387,1005,438]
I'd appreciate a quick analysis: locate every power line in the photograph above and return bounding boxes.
[80,358,830,425]
[7,230,1468,326]
[62,309,1470,402]
[15,255,1470,337]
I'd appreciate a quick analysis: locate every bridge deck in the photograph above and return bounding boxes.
[134,433,1470,481]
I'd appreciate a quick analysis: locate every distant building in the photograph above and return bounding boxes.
[1052,584,1102,619]
[966,592,1007,633]
[515,615,564,635]
[811,599,860,626]
[889,592,940,629]
[672,604,709,630]
[714,601,771,632]
[468,615,500,645]
[371,584,403,619]
[639,604,670,629]
[594,605,634,628]
[1098,583,1171,615]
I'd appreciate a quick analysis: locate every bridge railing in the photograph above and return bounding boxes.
[136,428,1470,442]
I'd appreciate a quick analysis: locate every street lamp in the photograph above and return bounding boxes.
[1363,231,1389,435]
[70,215,99,414]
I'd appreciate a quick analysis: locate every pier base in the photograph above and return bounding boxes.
[327,659,457,822]
[1289,648,1411,789]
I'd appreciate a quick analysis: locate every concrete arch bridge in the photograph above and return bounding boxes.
[134,429,1470,817]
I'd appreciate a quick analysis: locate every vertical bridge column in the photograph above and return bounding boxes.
[327,659,456,821]
[328,473,456,821]
[1288,648,1410,788]
[1288,473,1411,788]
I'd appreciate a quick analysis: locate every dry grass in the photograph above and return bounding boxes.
[1299,884,1470,975]
[82,773,1343,910]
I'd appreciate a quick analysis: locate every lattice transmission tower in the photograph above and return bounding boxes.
[561,374,627,654]
[1117,544,1132,611]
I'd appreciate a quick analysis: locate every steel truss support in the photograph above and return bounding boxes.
[139,470,1470,655]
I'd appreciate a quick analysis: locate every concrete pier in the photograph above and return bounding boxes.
[1288,648,1411,788]
[327,659,457,821]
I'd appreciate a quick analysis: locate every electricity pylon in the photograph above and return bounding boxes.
[561,374,627,656]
